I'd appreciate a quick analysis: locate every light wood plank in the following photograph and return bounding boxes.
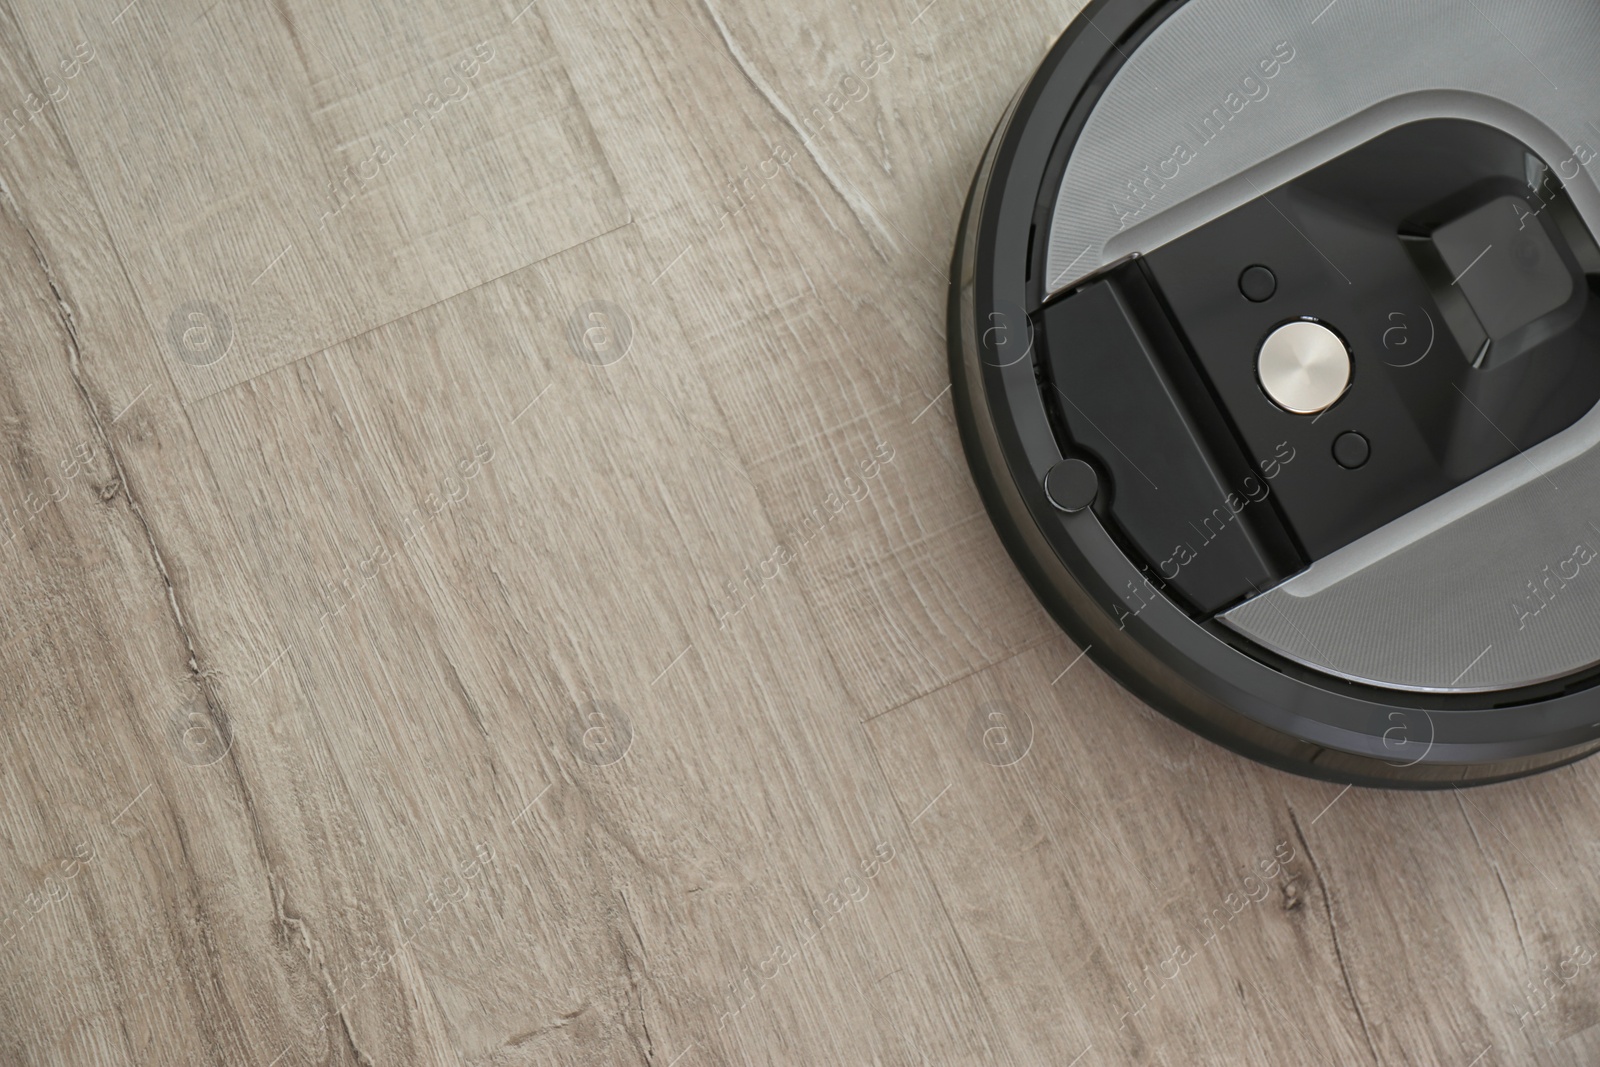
[8,0,627,402]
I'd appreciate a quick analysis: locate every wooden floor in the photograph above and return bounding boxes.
[0,0,1598,1063]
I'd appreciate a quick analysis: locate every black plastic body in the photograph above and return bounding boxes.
[948,0,1600,786]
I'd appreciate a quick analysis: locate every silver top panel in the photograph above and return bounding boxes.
[1045,0,1600,692]
[1046,0,1600,294]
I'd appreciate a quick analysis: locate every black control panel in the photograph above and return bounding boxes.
[1145,118,1600,559]
[1037,118,1600,614]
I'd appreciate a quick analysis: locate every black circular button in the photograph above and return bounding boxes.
[1239,265,1277,302]
[1333,431,1370,469]
[1043,459,1098,513]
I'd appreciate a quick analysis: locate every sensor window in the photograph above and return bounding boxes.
[1431,194,1574,352]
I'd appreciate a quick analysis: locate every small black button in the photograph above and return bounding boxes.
[1239,265,1277,302]
[1044,459,1098,513]
[1333,431,1370,469]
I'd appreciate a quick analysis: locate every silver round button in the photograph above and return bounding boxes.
[1257,321,1350,415]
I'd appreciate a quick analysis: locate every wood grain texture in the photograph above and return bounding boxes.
[0,0,1596,1064]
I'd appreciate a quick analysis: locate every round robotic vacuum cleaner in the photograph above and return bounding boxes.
[950,0,1600,785]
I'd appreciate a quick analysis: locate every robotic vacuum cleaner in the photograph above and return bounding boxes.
[950,0,1600,785]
